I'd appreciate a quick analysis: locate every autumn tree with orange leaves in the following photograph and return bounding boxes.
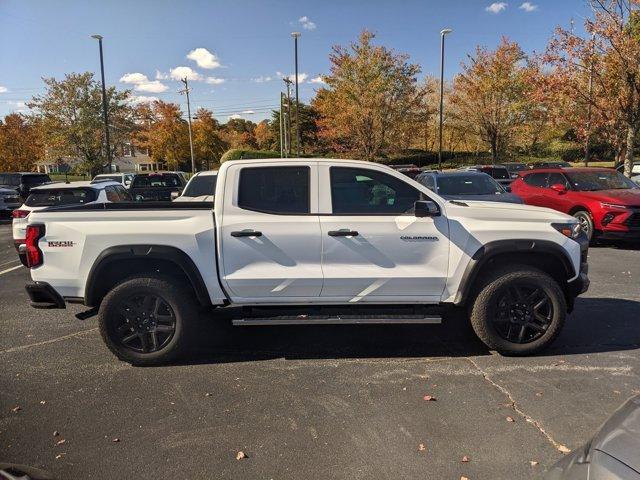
[449,38,536,163]
[0,113,44,172]
[546,0,640,175]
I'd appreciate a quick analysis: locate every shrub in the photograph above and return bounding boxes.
[220,149,281,163]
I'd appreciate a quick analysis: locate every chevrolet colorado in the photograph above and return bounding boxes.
[23,159,589,365]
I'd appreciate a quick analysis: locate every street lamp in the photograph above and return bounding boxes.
[438,28,452,170]
[291,31,301,157]
[91,34,112,172]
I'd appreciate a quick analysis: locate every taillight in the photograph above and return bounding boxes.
[12,209,29,219]
[25,224,45,268]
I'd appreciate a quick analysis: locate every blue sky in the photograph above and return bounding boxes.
[0,0,591,122]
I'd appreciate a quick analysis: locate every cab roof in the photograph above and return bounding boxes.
[31,180,121,190]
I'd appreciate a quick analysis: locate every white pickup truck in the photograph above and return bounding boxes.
[22,158,589,365]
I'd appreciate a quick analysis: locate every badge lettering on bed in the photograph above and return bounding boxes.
[48,241,74,247]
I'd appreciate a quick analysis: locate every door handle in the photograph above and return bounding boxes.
[328,230,359,237]
[231,230,262,237]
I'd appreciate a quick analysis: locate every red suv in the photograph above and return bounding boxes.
[511,167,640,241]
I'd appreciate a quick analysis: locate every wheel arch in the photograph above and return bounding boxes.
[85,245,212,308]
[568,205,591,216]
[454,239,576,308]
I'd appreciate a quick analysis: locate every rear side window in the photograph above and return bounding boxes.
[238,166,309,214]
[330,167,421,215]
[0,174,20,186]
[523,173,548,187]
[25,188,97,207]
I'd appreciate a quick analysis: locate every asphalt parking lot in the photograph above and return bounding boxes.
[0,221,638,480]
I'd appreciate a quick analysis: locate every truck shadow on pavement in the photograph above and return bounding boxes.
[180,297,640,364]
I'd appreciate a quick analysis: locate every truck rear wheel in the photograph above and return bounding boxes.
[469,265,566,356]
[98,275,198,366]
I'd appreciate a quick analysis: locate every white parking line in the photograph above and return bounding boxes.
[0,265,22,276]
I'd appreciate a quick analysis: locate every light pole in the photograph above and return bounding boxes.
[438,28,452,170]
[291,31,301,157]
[91,34,112,172]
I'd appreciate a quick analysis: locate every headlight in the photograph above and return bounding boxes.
[552,222,582,239]
[600,202,629,210]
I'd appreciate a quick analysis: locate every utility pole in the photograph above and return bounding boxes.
[283,77,293,157]
[91,35,112,172]
[291,32,301,157]
[585,32,595,167]
[438,28,453,170]
[179,77,196,174]
[279,92,284,158]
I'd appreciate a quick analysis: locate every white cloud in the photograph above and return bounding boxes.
[119,73,169,93]
[486,2,507,13]
[186,48,221,69]
[298,16,316,30]
[228,113,243,120]
[251,76,273,83]
[205,76,225,85]
[309,75,326,84]
[278,72,309,83]
[129,95,159,106]
[0,86,8,93]
[155,70,168,80]
[519,2,537,11]
[169,66,203,81]
[241,110,255,115]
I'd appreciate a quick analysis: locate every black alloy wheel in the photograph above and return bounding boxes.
[114,293,176,353]
[492,283,554,344]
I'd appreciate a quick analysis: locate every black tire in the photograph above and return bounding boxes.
[98,275,199,366]
[573,210,594,241]
[469,265,566,356]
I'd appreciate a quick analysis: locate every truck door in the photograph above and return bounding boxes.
[318,164,449,302]
[219,162,323,301]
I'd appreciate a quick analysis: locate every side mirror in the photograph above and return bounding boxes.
[414,200,439,218]
[550,183,567,194]
[124,180,131,186]
[170,191,180,200]
[504,186,512,193]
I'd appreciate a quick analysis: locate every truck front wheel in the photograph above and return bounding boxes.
[98,275,198,366]
[469,265,566,356]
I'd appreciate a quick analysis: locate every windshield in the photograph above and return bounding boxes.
[94,175,121,182]
[132,174,181,188]
[183,174,217,197]
[0,174,19,186]
[566,171,638,191]
[25,188,97,206]
[437,175,503,195]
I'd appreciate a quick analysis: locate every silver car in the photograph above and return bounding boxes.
[546,395,640,479]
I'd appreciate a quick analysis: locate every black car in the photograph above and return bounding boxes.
[499,162,529,179]
[129,172,187,201]
[0,172,52,200]
[461,165,512,187]
[529,161,572,169]
[415,170,523,204]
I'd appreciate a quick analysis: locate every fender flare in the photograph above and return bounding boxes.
[85,245,211,307]
[454,239,576,306]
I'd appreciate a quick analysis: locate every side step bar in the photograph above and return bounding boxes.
[232,315,442,326]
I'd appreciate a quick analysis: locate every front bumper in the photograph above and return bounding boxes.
[566,233,590,308]
[25,282,66,309]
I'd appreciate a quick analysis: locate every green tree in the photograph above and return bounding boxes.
[313,30,425,160]
[28,72,133,176]
[269,101,320,154]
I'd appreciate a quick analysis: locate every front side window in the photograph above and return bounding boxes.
[523,173,548,188]
[238,166,309,214]
[105,186,120,202]
[547,173,570,189]
[417,174,436,191]
[330,167,421,215]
